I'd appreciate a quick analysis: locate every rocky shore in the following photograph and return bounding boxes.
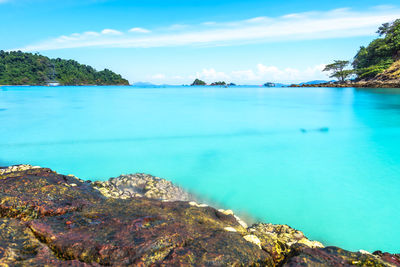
[289,81,400,88]
[1,165,399,266]
[291,60,400,89]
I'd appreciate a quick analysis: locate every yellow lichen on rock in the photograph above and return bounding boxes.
[376,60,400,81]
[243,235,262,249]
[247,223,325,265]
[224,227,237,232]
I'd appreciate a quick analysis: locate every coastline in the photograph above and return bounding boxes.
[289,81,400,88]
[0,84,131,87]
[0,165,399,266]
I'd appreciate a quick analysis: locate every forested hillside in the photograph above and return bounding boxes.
[353,19,400,80]
[0,51,129,85]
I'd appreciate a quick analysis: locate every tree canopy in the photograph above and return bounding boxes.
[323,60,353,82]
[0,51,129,85]
[352,19,400,79]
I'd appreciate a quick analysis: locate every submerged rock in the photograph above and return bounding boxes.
[0,165,399,266]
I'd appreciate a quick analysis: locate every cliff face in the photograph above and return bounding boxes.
[352,59,400,88]
[0,165,399,266]
[375,60,400,82]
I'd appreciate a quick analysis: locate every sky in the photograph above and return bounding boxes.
[1,0,400,84]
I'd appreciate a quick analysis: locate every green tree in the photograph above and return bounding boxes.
[191,79,207,86]
[381,19,400,59]
[353,19,400,79]
[323,60,353,82]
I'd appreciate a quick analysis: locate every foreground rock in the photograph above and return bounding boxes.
[0,165,399,266]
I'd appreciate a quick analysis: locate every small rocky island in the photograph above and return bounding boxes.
[0,165,399,266]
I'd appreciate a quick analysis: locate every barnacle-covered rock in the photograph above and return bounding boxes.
[92,173,194,202]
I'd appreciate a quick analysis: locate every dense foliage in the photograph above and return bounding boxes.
[210,81,226,86]
[353,19,400,79]
[191,79,206,86]
[0,50,129,85]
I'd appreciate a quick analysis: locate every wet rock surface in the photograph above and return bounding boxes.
[0,167,103,219]
[248,223,324,265]
[0,218,96,266]
[28,198,270,266]
[283,245,400,267]
[0,165,399,266]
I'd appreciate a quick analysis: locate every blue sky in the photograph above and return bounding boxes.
[1,0,400,84]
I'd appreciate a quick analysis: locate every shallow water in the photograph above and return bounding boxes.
[1,85,399,253]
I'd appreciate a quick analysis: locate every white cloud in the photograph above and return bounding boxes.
[15,6,400,51]
[196,68,231,81]
[101,29,123,35]
[245,16,270,23]
[202,21,217,26]
[146,63,327,84]
[129,27,151,33]
[150,73,166,80]
[187,64,328,84]
[165,24,190,30]
[231,70,259,81]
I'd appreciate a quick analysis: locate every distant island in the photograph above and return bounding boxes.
[191,79,207,86]
[210,81,227,86]
[0,50,129,86]
[189,79,246,87]
[191,79,230,86]
[264,82,275,87]
[190,79,286,87]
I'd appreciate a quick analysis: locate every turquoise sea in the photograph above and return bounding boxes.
[1,85,399,253]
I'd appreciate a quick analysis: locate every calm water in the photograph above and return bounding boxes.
[1,85,399,253]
